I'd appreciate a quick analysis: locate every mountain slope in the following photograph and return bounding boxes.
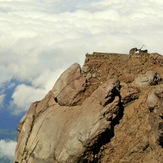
[14,51,163,163]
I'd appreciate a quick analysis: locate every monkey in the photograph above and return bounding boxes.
[129,47,138,55]
[138,49,148,53]
[138,45,148,53]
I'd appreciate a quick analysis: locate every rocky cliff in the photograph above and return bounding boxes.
[14,52,163,163]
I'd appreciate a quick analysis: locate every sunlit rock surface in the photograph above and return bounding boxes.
[15,52,163,163]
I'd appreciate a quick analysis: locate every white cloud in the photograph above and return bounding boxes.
[0,0,162,114]
[11,84,47,114]
[0,66,12,87]
[0,139,17,162]
[10,67,66,114]
[31,67,66,90]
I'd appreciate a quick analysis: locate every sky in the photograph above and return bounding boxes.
[0,0,163,162]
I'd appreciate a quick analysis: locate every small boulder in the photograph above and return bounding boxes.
[120,83,139,104]
[133,71,158,87]
[155,84,163,98]
[147,90,159,111]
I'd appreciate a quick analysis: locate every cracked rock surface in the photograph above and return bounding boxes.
[15,52,163,163]
[15,79,122,162]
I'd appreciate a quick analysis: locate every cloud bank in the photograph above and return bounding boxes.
[0,139,17,162]
[0,0,163,114]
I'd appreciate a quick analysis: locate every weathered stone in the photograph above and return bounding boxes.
[92,72,97,78]
[146,71,158,85]
[149,53,163,64]
[81,65,89,73]
[155,84,163,98]
[52,63,86,106]
[86,72,92,80]
[147,90,159,111]
[14,79,121,163]
[148,84,163,147]
[120,82,139,104]
[133,71,158,87]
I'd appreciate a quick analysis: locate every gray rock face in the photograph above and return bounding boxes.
[14,63,122,163]
[133,71,158,87]
[52,63,86,106]
[147,84,163,146]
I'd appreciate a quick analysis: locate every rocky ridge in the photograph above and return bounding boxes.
[15,51,163,163]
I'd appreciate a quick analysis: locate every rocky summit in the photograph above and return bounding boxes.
[14,51,163,163]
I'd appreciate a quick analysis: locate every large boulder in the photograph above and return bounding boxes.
[14,73,122,163]
[52,63,86,106]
